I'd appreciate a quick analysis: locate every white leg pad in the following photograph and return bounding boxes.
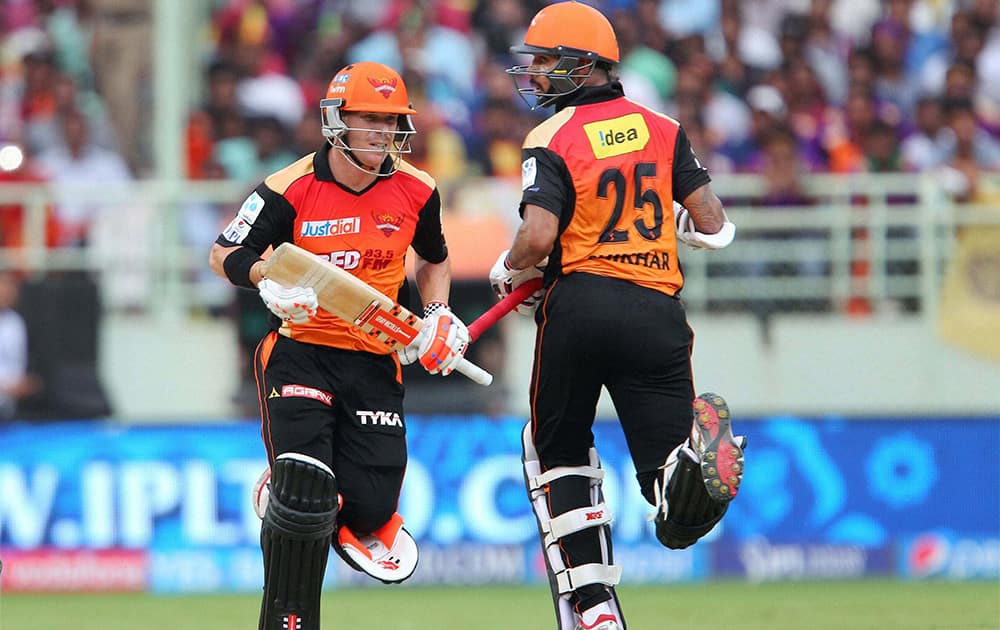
[522,423,626,630]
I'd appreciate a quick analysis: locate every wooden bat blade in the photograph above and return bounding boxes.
[261,243,492,386]
[262,242,421,347]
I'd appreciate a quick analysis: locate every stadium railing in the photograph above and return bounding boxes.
[0,173,997,322]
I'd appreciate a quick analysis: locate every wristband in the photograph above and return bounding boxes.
[223,246,263,289]
[423,301,449,318]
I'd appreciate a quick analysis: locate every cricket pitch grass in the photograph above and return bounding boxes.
[1,580,997,629]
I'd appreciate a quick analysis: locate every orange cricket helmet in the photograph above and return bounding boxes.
[320,62,417,176]
[508,2,620,109]
[322,61,417,115]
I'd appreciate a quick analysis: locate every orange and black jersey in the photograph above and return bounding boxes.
[216,142,447,354]
[520,81,710,296]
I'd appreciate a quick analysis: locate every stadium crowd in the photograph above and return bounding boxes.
[0,0,998,298]
[2,1,998,193]
[0,0,997,420]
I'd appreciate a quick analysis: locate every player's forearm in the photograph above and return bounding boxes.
[507,204,557,269]
[413,256,452,307]
[681,184,727,234]
[210,243,266,289]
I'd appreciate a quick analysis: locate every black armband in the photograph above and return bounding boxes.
[222,246,263,289]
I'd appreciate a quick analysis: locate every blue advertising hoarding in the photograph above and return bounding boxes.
[0,416,996,591]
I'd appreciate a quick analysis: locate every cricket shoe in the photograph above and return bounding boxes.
[691,392,744,502]
[576,615,621,630]
[576,602,620,630]
[576,613,620,630]
[336,513,418,584]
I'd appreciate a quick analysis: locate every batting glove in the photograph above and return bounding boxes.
[398,302,469,375]
[674,204,736,250]
[489,250,545,316]
[258,278,318,323]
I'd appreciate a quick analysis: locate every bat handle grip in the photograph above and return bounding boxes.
[468,278,545,343]
[456,357,493,386]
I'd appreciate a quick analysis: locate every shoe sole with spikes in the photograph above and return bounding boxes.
[693,392,744,502]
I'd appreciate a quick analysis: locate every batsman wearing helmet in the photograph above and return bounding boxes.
[209,62,470,630]
[488,3,746,629]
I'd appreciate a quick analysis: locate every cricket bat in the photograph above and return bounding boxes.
[261,242,493,386]
[468,278,544,342]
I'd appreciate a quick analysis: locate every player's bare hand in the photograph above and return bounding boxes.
[489,250,545,316]
[258,278,318,323]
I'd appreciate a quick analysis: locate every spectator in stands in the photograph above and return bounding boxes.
[901,95,950,171]
[468,59,538,177]
[35,107,131,246]
[213,114,297,183]
[783,59,835,171]
[348,4,477,134]
[870,19,920,120]
[475,97,527,178]
[761,126,825,277]
[614,7,677,114]
[472,0,542,60]
[824,84,878,173]
[203,60,244,139]
[862,119,902,173]
[17,44,60,158]
[846,47,877,93]
[939,97,1000,202]
[186,60,245,179]
[0,270,39,421]
[942,60,978,101]
[89,0,151,174]
[803,0,851,107]
[740,84,789,171]
[668,43,751,165]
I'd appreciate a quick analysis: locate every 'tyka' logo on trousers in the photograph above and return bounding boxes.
[356,410,403,427]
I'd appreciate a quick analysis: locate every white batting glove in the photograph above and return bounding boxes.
[397,329,422,366]
[489,249,545,316]
[399,302,469,376]
[674,204,736,250]
[258,278,318,323]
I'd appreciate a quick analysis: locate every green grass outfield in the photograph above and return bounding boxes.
[1,580,997,629]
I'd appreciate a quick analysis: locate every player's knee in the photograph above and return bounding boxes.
[259,453,338,630]
[264,452,339,537]
[653,446,727,550]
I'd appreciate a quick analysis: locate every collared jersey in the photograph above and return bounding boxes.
[216,143,447,353]
[520,82,710,296]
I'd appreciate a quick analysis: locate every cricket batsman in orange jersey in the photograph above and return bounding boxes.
[487,4,747,629]
[209,62,468,630]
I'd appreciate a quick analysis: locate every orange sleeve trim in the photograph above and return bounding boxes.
[254,331,280,462]
[396,159,437,190]
[523,107,575,149]
[264,153,316,195]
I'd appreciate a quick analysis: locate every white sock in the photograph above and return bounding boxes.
[580,601,615,626]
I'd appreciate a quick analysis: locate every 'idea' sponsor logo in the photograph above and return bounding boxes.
[583,113,650,159]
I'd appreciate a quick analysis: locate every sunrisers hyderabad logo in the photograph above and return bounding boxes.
[372,210,404,236]
[367,77,398,99]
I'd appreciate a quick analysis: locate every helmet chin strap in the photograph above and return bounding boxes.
[328,136,394,177]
